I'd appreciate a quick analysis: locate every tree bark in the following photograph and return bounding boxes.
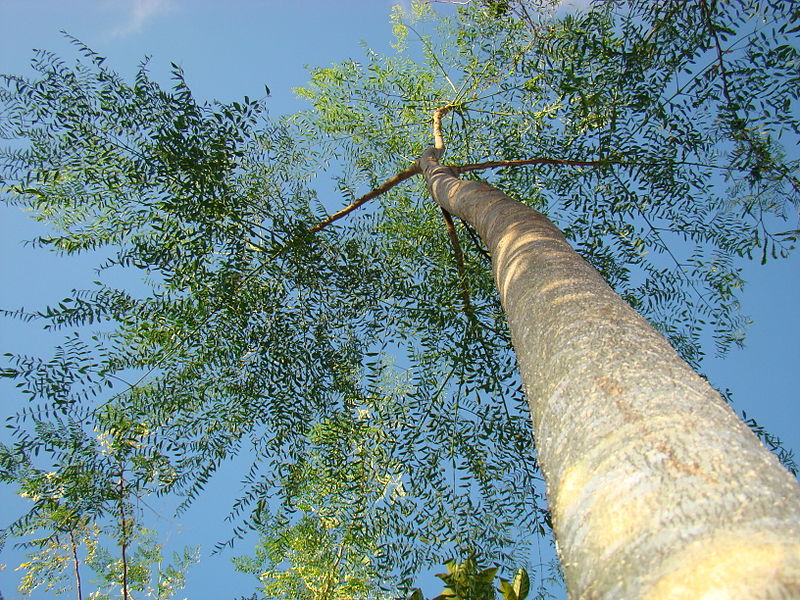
[417,148,800,598]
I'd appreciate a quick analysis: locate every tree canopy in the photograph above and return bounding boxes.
[1,0,798,597]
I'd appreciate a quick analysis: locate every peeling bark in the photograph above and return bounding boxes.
[417,148,800,598]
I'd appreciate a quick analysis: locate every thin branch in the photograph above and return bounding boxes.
[404,22,458,94]
[642,3,683,44]
[700,0,733,106]
[454,157,606,173]
[462,220,491,262]
[308,163,420,233]
[776,165,800,198]
[608,169,715,313]
[322,541,347,600]
[392,360,460,459]
[69,530,83,600]
[118,472,130,600]
[463,106,522,117]
[440,207,473,314]
[432,104,473,315]
[659,14,783,109]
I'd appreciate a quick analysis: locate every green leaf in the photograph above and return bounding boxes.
[512,568,529,600]
[499,580,517,600]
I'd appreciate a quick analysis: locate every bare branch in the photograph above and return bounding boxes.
[307,155,605,235]
[308,163,420,233]
[119,472,130,600]
[433,104,455,152]
[455,157,605,173]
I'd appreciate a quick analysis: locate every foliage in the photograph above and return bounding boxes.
[3,393,198,599]
[433,556,499,600]
[83,528,198,600]
[232,413,400,600]
[0,36,544,585]
[297,0,799,364]
[1,0,798,595]
[741,409,798,475]
[408,558,536,600]
[12,509,197,600]
[16,521,92,598]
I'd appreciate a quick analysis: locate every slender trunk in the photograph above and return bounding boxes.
[417,149,800,598]
[119,472,129,600]
[69,530,83,600]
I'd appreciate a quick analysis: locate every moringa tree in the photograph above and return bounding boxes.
[1,0,799,596]
[417,144,800,596]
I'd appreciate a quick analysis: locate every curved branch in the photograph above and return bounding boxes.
[433,104,454,152]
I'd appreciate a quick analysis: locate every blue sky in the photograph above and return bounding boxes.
[1,1,798,599]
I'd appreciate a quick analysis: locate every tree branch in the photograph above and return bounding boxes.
[440,207,473,314]
[432,105,454,152]
[700,0,734,106]
[308,163,420,233]
[462,220,492,262]
[454,157,605,173]
[305,155,604,235]
[431,104,473,314]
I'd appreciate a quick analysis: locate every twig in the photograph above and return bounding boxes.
[404,22,458,94]
[462,220,491,262]
[700,0,733,106]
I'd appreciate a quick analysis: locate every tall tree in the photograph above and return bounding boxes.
[418,145,800,596]
[2,0,799,596]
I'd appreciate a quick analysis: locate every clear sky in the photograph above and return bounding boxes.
[1,1,798,599]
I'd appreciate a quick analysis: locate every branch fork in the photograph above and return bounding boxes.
[309,105,600,235]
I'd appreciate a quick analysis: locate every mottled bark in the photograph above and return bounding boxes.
[417,148,800,599]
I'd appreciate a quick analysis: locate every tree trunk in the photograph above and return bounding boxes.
[417,149,800,598]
